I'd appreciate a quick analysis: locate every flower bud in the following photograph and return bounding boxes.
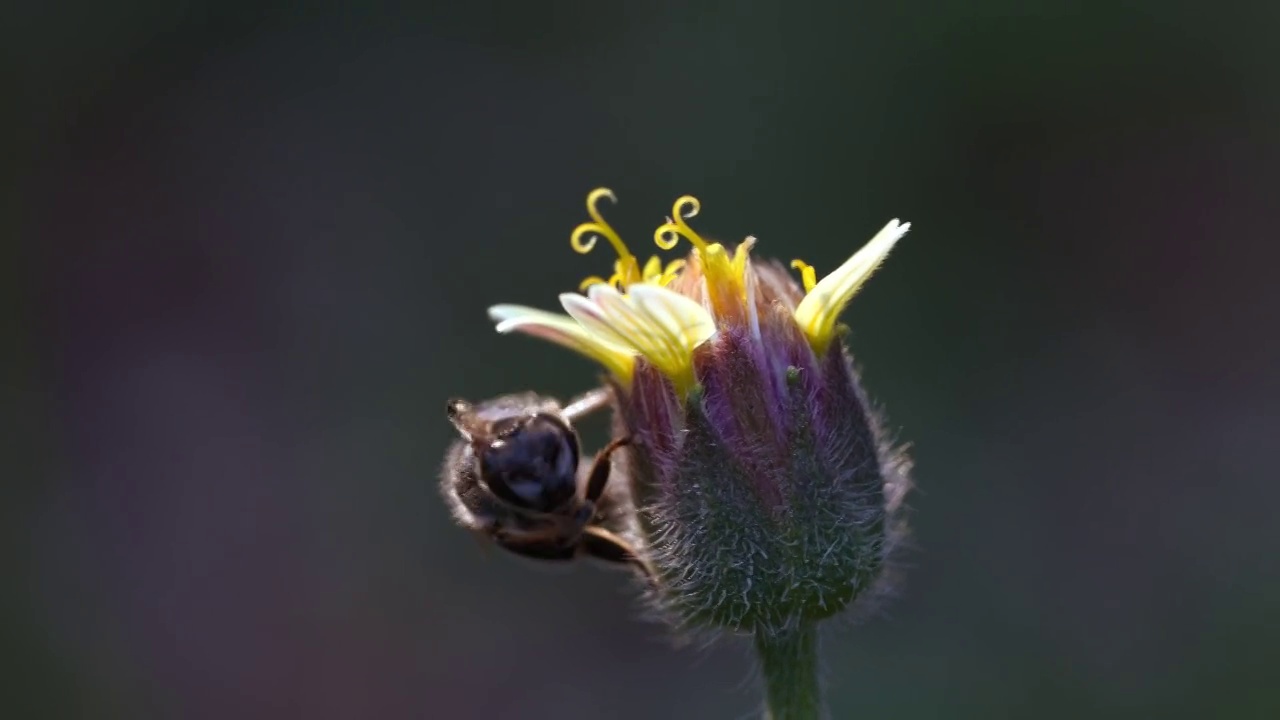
[489,190,912,635]
[614,260,910,634]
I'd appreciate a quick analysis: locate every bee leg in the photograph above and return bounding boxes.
[561,387,612,424]
[581,526,656,582]
[583,435,631,504]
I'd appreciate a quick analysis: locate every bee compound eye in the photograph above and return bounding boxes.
[479,415,580,512]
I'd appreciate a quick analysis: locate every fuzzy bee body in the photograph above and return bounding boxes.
[441,389,650,577]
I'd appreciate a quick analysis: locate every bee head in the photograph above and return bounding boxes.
[476,412,581,513]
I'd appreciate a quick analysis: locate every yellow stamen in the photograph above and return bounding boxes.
[649,195,756,323]
[652,195,710,252]
[570,188,642,287]
[656,258,686,285]
[642,255,662,281]
[578,274,611,291]
[636,256,687,286]
[790,259,818,293]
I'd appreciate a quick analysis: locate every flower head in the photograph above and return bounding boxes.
[489,189,912,635]
[491,189,909,392]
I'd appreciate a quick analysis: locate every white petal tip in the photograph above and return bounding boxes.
[882,218,910,236]
[488,304,575,335]
[584,284,623,303]
[488,304,531,324]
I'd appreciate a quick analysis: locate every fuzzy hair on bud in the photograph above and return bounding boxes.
[612,262,911,638]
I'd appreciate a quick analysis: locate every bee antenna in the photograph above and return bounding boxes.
[447,399,470,419]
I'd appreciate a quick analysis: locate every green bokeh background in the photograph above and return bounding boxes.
[8,2,1279,718]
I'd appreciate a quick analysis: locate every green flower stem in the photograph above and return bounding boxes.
[755,622,824,720]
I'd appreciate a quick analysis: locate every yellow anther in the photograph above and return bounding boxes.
[653,195,709,253]
[791,259,818,293]
[570,188,645,288]
[578,274,611,291]
[641,255,663,282]
[657,258,686,285]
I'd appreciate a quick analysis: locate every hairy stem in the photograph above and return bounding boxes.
[755,623,824,720]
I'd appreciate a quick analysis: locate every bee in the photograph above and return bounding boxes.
[441,387,652,579]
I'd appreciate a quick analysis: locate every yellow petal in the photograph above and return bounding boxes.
[559,284,714,394]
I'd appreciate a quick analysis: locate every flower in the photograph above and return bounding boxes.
[488,188,913,636]
[491,189,908,388]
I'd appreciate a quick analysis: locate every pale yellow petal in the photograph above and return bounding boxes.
[488,304,634,379]
[793,219,910,352]
[627,284,716,352]
[589,284,683,373]
[559,290,640,353]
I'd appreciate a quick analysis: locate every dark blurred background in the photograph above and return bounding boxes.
[7,2,1279,718]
